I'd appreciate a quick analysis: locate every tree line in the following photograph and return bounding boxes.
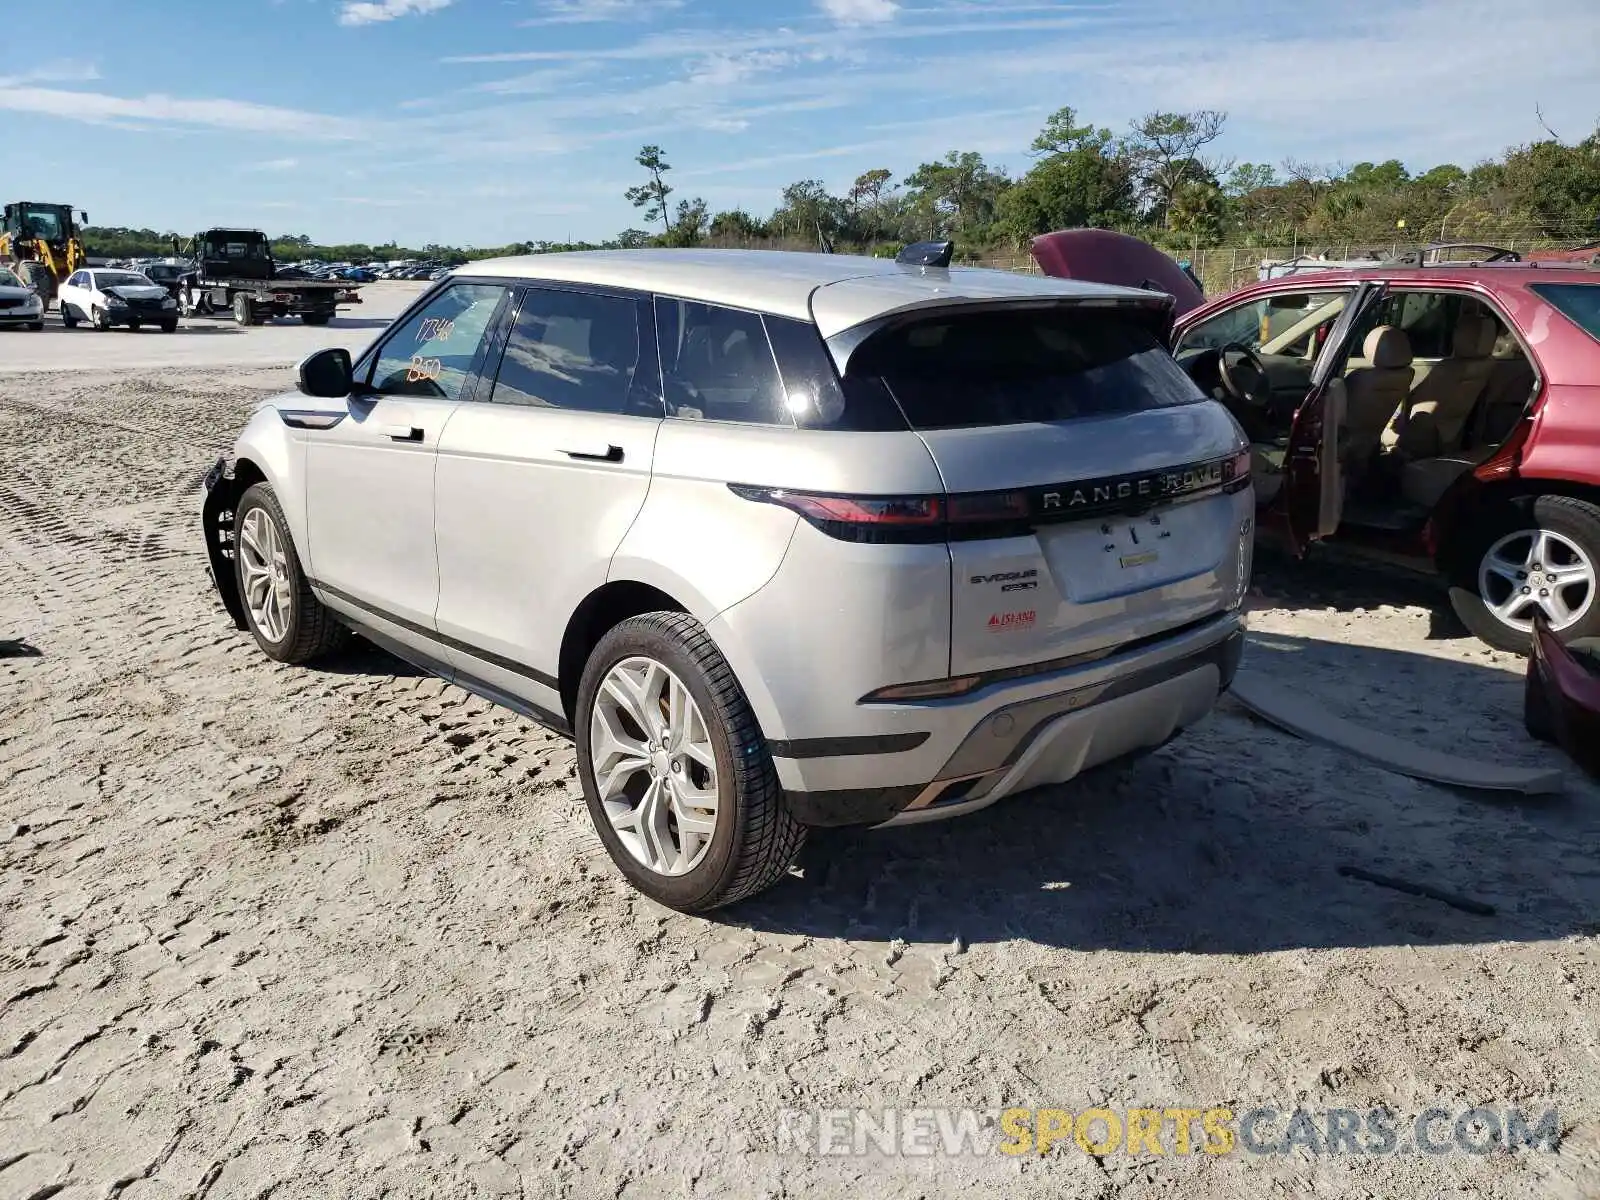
[626,107,1600,259]
[82,106,1600,263]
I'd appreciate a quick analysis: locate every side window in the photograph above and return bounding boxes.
[1178,290,1351,360]
[366,282,506,401]
[489,287,658,416]
[656,298,790,426]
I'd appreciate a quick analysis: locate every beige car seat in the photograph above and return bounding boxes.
[1387,312,1497,458]
[1342,326,1413,472]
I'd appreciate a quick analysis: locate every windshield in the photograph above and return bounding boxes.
[95,271,156,289]
[0,266,22,288]
[202,236,268,260]
[18,206,67,241]
[1530,283,1600,343]
[844,308,1206,431]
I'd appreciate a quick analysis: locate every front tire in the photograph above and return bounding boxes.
[232,483,349,664]
[160,320,178,333]
[575,612,805,912]
[92,306,111,331]
[1448,495,1600,653]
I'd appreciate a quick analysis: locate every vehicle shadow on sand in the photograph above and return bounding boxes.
[730,631,1598,953]
[1251,544,1467,640]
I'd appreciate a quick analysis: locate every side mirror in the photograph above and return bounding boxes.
[297,347,353,398]
[79,211,89,226]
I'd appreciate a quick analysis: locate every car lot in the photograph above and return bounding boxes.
[1,289,1598,1198]
[0,281,428,374]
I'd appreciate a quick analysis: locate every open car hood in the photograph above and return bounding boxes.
[1030,229,1205,317]
[1526,616,1600,779]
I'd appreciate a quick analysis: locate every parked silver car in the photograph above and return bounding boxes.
[202,248,1253,910]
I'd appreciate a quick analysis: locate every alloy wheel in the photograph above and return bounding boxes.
[238,507,293,643]
[589,656,720,877]
[1477,526,1595,633]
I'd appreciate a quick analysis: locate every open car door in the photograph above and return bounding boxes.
[1281,281,1386,553]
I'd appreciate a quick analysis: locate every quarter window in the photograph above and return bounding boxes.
[366,282,506,401]
[656,298,790,426]
[489,287,658,416]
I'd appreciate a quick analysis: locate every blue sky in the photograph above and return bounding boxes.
[9,0,1600,247]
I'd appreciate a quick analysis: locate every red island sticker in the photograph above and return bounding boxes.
[988,610,1037,631]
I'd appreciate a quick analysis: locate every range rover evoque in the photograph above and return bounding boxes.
[201,245,1257,910]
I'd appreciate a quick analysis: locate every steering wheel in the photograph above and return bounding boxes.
[1217,342,1271,408]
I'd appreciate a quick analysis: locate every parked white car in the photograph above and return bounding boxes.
[0,264,46,330]
[58,268,180,333]
[202,247,1253,910]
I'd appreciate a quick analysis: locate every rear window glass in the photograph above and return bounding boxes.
[845,308,1204,430]
[1530,283,1600,342]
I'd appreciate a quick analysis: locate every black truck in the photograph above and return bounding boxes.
[174,229,361,326]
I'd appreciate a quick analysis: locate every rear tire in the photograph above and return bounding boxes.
[575,611,805,912]
[61,306,77,329]
[160,320,178,334]
[301,312,332,326]
[233,294,254,326]
[232,482,349,665]
[25,321,42,331]
[1447,495,1600,654]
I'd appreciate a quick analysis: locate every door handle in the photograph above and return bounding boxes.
[383,424,424,443]
[560,444,624,463]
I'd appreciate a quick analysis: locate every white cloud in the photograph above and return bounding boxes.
[243,157,301,171]
[689,50,797,88]
[0,86,361,139]
[338,0,453,27]
[817,0,899,24]
[523,0,683,24]
[0,59,100,87]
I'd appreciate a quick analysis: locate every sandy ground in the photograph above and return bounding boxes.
[1,356,1598,1200]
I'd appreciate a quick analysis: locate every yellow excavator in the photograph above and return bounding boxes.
[0,201,89,309]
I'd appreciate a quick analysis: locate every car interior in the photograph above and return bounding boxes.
[1175,286,1540,531]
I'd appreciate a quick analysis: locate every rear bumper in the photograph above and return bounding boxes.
[780,614,1244,828]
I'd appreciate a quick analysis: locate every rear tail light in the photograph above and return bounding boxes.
[728,485,1032,544]
[732,450,1248,544]
[1223,448,1251,493]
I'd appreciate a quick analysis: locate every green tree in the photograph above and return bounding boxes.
[1029,105,1112,157]
[708,209,767,242]
[902,151,1009,240]
[1121,109,1228,226]
[997,147,1135,242]
[662,197,709,247]
[624,145,675,235]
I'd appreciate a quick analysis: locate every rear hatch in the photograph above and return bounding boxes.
[825,297,1250,677]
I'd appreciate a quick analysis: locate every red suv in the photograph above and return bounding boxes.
[1034,231,1600,652]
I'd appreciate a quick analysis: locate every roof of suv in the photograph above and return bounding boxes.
[464,248,1159,337]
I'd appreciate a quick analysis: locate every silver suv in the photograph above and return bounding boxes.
[202,248,1253,911]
